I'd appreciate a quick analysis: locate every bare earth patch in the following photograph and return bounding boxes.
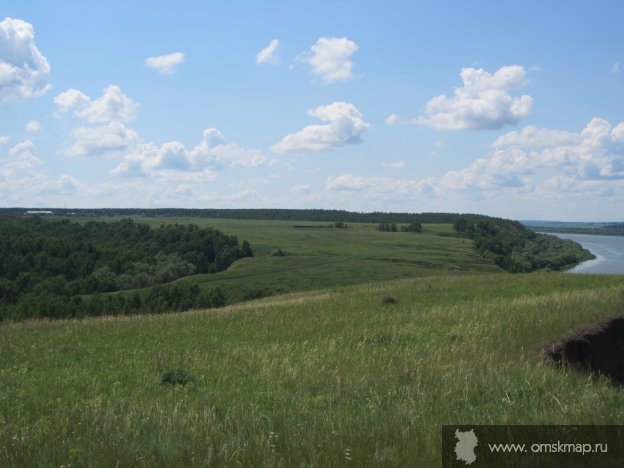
[542,316,624,385]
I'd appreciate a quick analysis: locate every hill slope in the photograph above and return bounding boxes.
[2,272,624,466]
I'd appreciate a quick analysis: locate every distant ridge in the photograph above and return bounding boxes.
[522,220,624,236]
[0,207,480,224]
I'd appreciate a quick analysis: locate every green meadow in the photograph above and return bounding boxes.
[73,218,502,304]
[2,218,624,466]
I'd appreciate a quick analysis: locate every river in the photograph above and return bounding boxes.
[546,232,624,274]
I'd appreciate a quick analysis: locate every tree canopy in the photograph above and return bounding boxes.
[452,215,594,272]
[0,217,252,321]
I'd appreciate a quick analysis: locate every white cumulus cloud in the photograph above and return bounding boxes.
[415,65,533,130]
[256,39,280,64]
[112,128,267,178]
[298,37,358,83]
[0,17,51,103]
[385,114,400,125]
[145,52,185,74]
[25,120,41,133]
[66,122,139,157]
[55,86,140,157]
[43,174,83,195]
[191,128,268,169]
[491,125,579,148]
[54,85,138,123]
[326,173,435,199]
[322,117,624,211]
[438,117,624,195]
[612,122,624,141]
[0,147,87,205]
[9,139,39,162]
[1,139,42,179]
[272,102,370,153]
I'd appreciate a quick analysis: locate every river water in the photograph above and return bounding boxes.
[546,232,624,274]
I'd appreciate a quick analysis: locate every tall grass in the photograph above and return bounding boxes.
[2,273,624,466]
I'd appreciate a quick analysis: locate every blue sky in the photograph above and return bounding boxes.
[1,1,623,220]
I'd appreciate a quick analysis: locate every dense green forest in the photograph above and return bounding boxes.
[453,215,595,272]
[0,217,251,321]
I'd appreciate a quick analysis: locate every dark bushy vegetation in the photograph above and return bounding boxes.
[2,283,228,321]
[291,222,348,229]
[381,295,398,305]
[378,222,398,232]
[378,222,422,232]
[0,217,250,320]
[402,222,423,233]
[453,215,595,272]
[161,369,192,386]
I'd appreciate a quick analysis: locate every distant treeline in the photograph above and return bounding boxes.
[529,224,624,237]
[2,207,466,224]
[453,215,595,272]
[0,217,252,321]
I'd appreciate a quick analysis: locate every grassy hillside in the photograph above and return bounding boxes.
[2,272,624,466]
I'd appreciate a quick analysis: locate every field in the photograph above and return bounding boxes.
[69,217,502,304]
[2,218,624,466]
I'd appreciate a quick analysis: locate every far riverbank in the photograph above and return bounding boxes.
[546,232,624,274]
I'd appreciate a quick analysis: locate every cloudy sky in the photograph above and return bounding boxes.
[1,1,623,220]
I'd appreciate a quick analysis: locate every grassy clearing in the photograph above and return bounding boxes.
[2,272,624,466]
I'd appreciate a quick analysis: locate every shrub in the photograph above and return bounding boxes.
[381,295,398,305]
[161,369,192,386]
